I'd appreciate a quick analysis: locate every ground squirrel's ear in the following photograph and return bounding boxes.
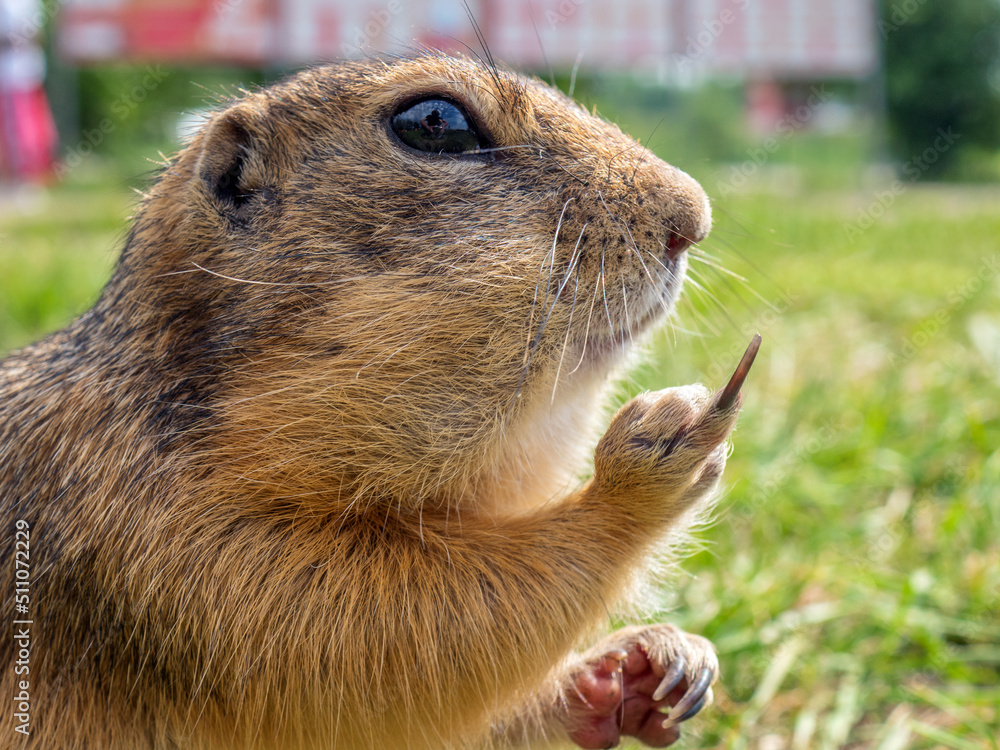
[196,105,276,223]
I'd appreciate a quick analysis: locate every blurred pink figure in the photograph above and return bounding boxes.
[746,78,786,137]
[0,0,57,183]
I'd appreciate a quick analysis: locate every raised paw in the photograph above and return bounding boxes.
[561,624,719,749]
[592,384,739,525]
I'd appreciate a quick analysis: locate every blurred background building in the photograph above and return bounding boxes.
[56,0,877,79]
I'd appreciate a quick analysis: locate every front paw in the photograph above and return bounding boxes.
[593,385,739,520]
[561,624,719,749]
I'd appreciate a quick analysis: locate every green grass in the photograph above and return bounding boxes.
[0,183,128,351]
[2,169,998,747]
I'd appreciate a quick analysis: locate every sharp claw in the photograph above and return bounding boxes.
[662,692,708,729]
[714,332,761,412]
[662,667,714,726]
[651,654,686,702]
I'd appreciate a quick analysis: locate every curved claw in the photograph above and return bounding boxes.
[662,667,714,727]
[651,654,686,702]
[675,687,713,725]
[714,332,761,412]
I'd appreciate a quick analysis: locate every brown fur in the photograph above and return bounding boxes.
[0,54,737,748]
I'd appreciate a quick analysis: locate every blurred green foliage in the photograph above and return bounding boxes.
[880,0,1000,179]
[59,64,267,177]
[542,74,875,192]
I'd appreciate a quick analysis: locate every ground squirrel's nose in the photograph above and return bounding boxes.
[663,175,712,261]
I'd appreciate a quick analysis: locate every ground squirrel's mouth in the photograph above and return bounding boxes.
[571,248,687,370]
[666,231,694,260]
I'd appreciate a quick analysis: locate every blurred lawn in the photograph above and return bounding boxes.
[0,184,126,351]
[1,148,998,748]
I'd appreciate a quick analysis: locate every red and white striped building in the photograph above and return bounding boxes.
[57,0,878,80]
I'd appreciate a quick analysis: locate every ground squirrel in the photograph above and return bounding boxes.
[0,54,747,749]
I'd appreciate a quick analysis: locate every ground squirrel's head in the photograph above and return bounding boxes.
[112,54,711,514]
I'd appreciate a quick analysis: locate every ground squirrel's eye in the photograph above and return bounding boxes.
[390,98,489,155]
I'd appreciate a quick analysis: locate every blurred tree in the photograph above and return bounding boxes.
[880,0,1000,177]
